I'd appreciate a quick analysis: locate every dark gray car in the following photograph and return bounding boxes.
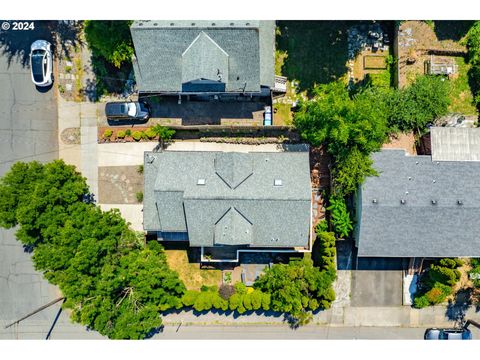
[105,101,150,121]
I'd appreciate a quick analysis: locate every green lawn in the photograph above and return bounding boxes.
[276,21,350,92]
[449,56,477,115]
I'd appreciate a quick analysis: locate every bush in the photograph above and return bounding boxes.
[439,258,458,269]
[125,129,132,137]
[219,284,235,300]
[182,290,200,307]
[326,197,353,238]
[145,127,157,139]
[454,258,465,267]
[116,130,126,139]
[135,192,143,203]
[103,129,113,139]
[132,131,143,141]
[414,295,430,309]
[137,165,144,174]
[315,220,328,233]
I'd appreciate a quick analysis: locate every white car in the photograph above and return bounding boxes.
[29,40,53,87]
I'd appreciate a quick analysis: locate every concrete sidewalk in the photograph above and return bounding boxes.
[161,305,480,329]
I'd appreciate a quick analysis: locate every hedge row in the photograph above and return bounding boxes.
[181,283,270,314]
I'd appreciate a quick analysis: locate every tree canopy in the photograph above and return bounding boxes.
[254,257,336,318]
[0,160,185,339]
[84,21,134,68]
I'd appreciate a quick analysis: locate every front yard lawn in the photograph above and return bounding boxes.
[165,249,222,291]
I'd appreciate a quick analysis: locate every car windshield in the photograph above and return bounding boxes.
[31,53,45,82]
[127,103,137,117]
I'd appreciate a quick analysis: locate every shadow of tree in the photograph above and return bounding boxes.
[0,20,83,68]
[445,288,473,325]
[433,21,475,42]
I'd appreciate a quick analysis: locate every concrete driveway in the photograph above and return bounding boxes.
[351,258,406,307]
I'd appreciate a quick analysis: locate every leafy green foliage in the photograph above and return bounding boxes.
[132,131,143,141]
[465,22,480,106]
[84,21,134,68]
[294,82,389,155]
[388,75,451,132]
[413,258,462,308]
[331,148,378,197]
[317,231,337,271]
[103,129,113,139]
[326,197,353,238]
[0,160,186,339]
[254,257,336,318]
[469,258,480,288]
[116,130,126,139]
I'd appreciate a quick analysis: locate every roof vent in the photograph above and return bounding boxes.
[274,179,283,187]
[372,199,377,204]
[457,200,463,205]
[197,178,206,185]
[138,22,143,26]
[191,22,195,26]
[211,22,216,26]
[400,199,406,204]
[431,200,437,205]
[415,161,419,165]
[153,23,158,26]
[246,22,250,26]
[432,179,436,183]
[230,22,234,26]
[408,176,412,181]
[170,22,175,26]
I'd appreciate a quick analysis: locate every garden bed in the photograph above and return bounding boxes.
[98,126,161,143]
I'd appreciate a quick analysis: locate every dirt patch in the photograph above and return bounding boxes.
[398,21,468,89]
[310,146,331,190]
[382,132,417,155]
[98,166,144,204]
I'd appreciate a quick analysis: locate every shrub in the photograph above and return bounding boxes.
[414,295,430,309]
[439,258,457,269]
[103,129,113,139]
[454,258,465,267]
[145,127,157,139]
[428,264,461,286]
[137,165,144,174]
[326,197,352,238]
[132,131,143,141]
[135,192,143,203]
[315,220,328,233]
[116,130,126,139]
[125,129,132,137]
[219,284,235,300]
[182,290,200,307]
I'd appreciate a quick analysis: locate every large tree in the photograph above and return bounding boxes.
[0,160,185,339]
[84,21,134,68]
[253,258,336,318]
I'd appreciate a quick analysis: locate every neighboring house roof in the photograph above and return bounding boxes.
[130,20,275,93]
[431,127,480,162]
[356,149,480,258]
[144,150,312,248]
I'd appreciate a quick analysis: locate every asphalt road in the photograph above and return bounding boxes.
[0,20,84,340]
[154,325,426,340]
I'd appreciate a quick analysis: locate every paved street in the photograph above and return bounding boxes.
[154,325,426,340]
[0,21,97,340]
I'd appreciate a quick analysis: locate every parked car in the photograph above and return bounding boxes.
[105,101,150,121]
[29,40,53,87]
[263,106,272,126]
[424,328,472,340]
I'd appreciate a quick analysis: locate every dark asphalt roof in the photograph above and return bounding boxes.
[144,150,312,248]
[130,20,275,93]
[356,149,480,257]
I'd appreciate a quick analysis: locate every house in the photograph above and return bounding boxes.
[143,150,312,262]
[355,146,480,260]
[130,20,276,97]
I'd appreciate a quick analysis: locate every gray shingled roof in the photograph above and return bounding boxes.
[131,20,275,93]
[356,149,480,257]
[144,150,312,248]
